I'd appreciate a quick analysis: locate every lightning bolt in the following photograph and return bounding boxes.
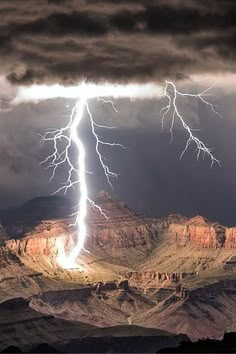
[39,81,221,269]
[40,96,124,268]
[161,81,221,166]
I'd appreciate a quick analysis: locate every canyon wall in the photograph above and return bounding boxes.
[3,193,236,264]
[225,228,236,249]
[166,215,226,248]
[6,214,236,261]
[177,278,236,300]
[6,219,159,258]
[6,220,74,257]
[119,271,197,285]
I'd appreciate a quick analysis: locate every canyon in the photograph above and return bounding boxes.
[1,191,236,350]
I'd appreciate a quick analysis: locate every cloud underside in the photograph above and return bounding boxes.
[0,0,236,85]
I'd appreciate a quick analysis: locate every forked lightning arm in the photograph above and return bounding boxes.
[40,96,125,268]
[41,81,220,269]
[161,81,220,166]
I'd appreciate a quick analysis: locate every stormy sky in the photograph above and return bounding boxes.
[1,0,236,226]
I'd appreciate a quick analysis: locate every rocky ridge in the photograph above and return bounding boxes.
[1,192,236,343]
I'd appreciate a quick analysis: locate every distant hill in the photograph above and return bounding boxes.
[0,196,73,237]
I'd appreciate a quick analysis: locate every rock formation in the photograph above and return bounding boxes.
[166,215,226,248]
[2,192,236,343]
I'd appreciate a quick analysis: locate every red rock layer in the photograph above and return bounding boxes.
[6,192,161,257]
[5,193,236,258]
[6,220,74,257]
[166,215,226,248]
[6,219,159,258]
[225,228,236,249]
[88,223,158,250]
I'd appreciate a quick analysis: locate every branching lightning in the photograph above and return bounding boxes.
[37,80,221,269]
[161,81,221,166]
[40,95,125,268]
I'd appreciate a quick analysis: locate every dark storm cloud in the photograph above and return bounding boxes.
[0,0,235,85]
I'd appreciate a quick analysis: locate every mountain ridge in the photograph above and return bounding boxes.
[1,191,236,342]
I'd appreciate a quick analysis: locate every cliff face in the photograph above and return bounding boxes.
[166,215,226,248]
[7,222,159,257]
[225,227,236,249]
[4,193,236,267]
[119,271,197,287]
[86,191,160,251]
[6,220,74,257]
[88,223,158,250]
[6,191,161,260]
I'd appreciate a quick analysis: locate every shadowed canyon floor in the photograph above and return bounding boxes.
[1,191,236,351]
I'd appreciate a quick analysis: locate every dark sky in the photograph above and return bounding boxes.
[0,0,236,226]
[1,0,236,84]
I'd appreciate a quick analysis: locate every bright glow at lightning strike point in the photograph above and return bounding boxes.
[19,81,221,269]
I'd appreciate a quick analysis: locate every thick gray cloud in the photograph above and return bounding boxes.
[0,0,235,84]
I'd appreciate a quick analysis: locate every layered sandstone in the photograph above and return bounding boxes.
[119,271,197,287]
[225,227,236,249]
[6,192,236,259]
[6,192,161,261]
[4,192,236,278]
[87,191,160,250]
[166,215,226,248]
[6,220,74,257]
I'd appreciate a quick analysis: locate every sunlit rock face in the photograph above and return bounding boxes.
[5,192,236,270]
[225,227,236,249]
[166,215,226,248]
[6,191,161,262]
[165,215,236,249]
[6,220,74,257]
